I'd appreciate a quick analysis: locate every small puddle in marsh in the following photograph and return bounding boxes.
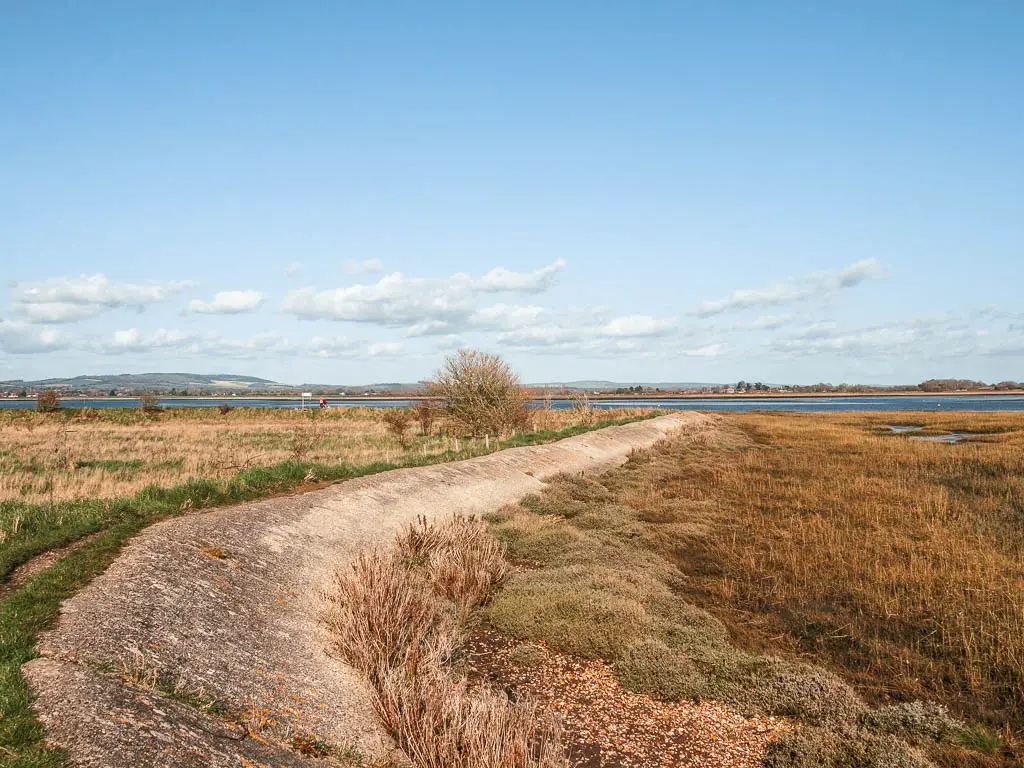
[887,425,975,443]
[910,432,974,444]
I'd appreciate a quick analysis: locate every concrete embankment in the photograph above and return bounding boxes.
[25,412,700,767]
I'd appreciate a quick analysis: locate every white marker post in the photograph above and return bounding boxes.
[301,392,313,409]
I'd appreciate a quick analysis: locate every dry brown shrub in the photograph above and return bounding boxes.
[413,401,438,436]
[289,423,321,461]
[397,515,509,614]
[35,390,61,413]
[138,392,162,414]
[328,548,461,686]
[382,409,413,447]
[326,517,565,767]
[429,349,528,438]
[374,667,566,768]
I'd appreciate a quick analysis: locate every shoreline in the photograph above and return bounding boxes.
[4,390,1024,403]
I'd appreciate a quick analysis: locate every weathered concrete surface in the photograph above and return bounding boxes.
[25,412,701,767]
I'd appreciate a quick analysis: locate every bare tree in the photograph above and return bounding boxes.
[382,409,413,447]
[429,349,528,437]
[412,400,437,436]
[139,392,162,414]
[36,390,61,413]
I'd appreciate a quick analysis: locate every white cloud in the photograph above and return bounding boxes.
[187,290,266,315]
[689,259,883,317]
[92,328,204,355]
[983,333,1024,356]
[600,314,678,338]
[308,336,359,358]
[344,258,384,275]
[765,318,947,359]
[89,328,296,358]
[283,262,301,277]
[368,341,404,357]
[282,259,566,328]
[405,320,459,337]
[11,274,196,323]
[743,314,794,330]
[0,320,71,354]
[837,258,884,287]
[476,259,566,293]
[469,303,547,330]
[497,326,582,348]
[13,302,105,323]
[432,335,467,351]
[679,343,732,358]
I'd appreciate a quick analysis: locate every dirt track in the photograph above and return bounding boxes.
[24,412,700,767]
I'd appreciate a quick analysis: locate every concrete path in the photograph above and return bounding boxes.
[25,413,700,767]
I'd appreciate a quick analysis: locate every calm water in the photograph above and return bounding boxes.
[1,395,1023,412]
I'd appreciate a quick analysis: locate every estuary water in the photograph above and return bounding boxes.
[1,395,1023,412]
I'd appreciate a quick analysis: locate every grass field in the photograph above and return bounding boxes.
[0,405,631,504]
[486,411,1024,766]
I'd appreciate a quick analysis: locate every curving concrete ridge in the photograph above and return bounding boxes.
[24,412,702,767]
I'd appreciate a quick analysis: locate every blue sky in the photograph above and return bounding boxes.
[2,1,1021,385]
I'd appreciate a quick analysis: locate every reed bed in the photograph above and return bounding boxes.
[610,411,1024,760]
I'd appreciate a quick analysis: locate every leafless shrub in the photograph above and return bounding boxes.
[138,392,162,415]
[382,409,413,447]
[36,390,61,413]
[429,349,529,438]
[413,400,438,436]
[326,517,565,767]
[218,404,234,415]
[289,424,321,461]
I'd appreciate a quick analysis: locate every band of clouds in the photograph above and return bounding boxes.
[281,259,568,326]
[688,258,883,318]
[10,274,197,323]
[7,257,1020,363]
[78,327,406,360]
[1,260,681,359]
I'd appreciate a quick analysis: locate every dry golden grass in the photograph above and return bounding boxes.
[326,516,567,767]
[484,413,1021,766]
[604,411,1024,761]
[0,406,642,504]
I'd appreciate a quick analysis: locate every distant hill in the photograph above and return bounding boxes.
[0,373,288,392]
[1,373,724,394]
